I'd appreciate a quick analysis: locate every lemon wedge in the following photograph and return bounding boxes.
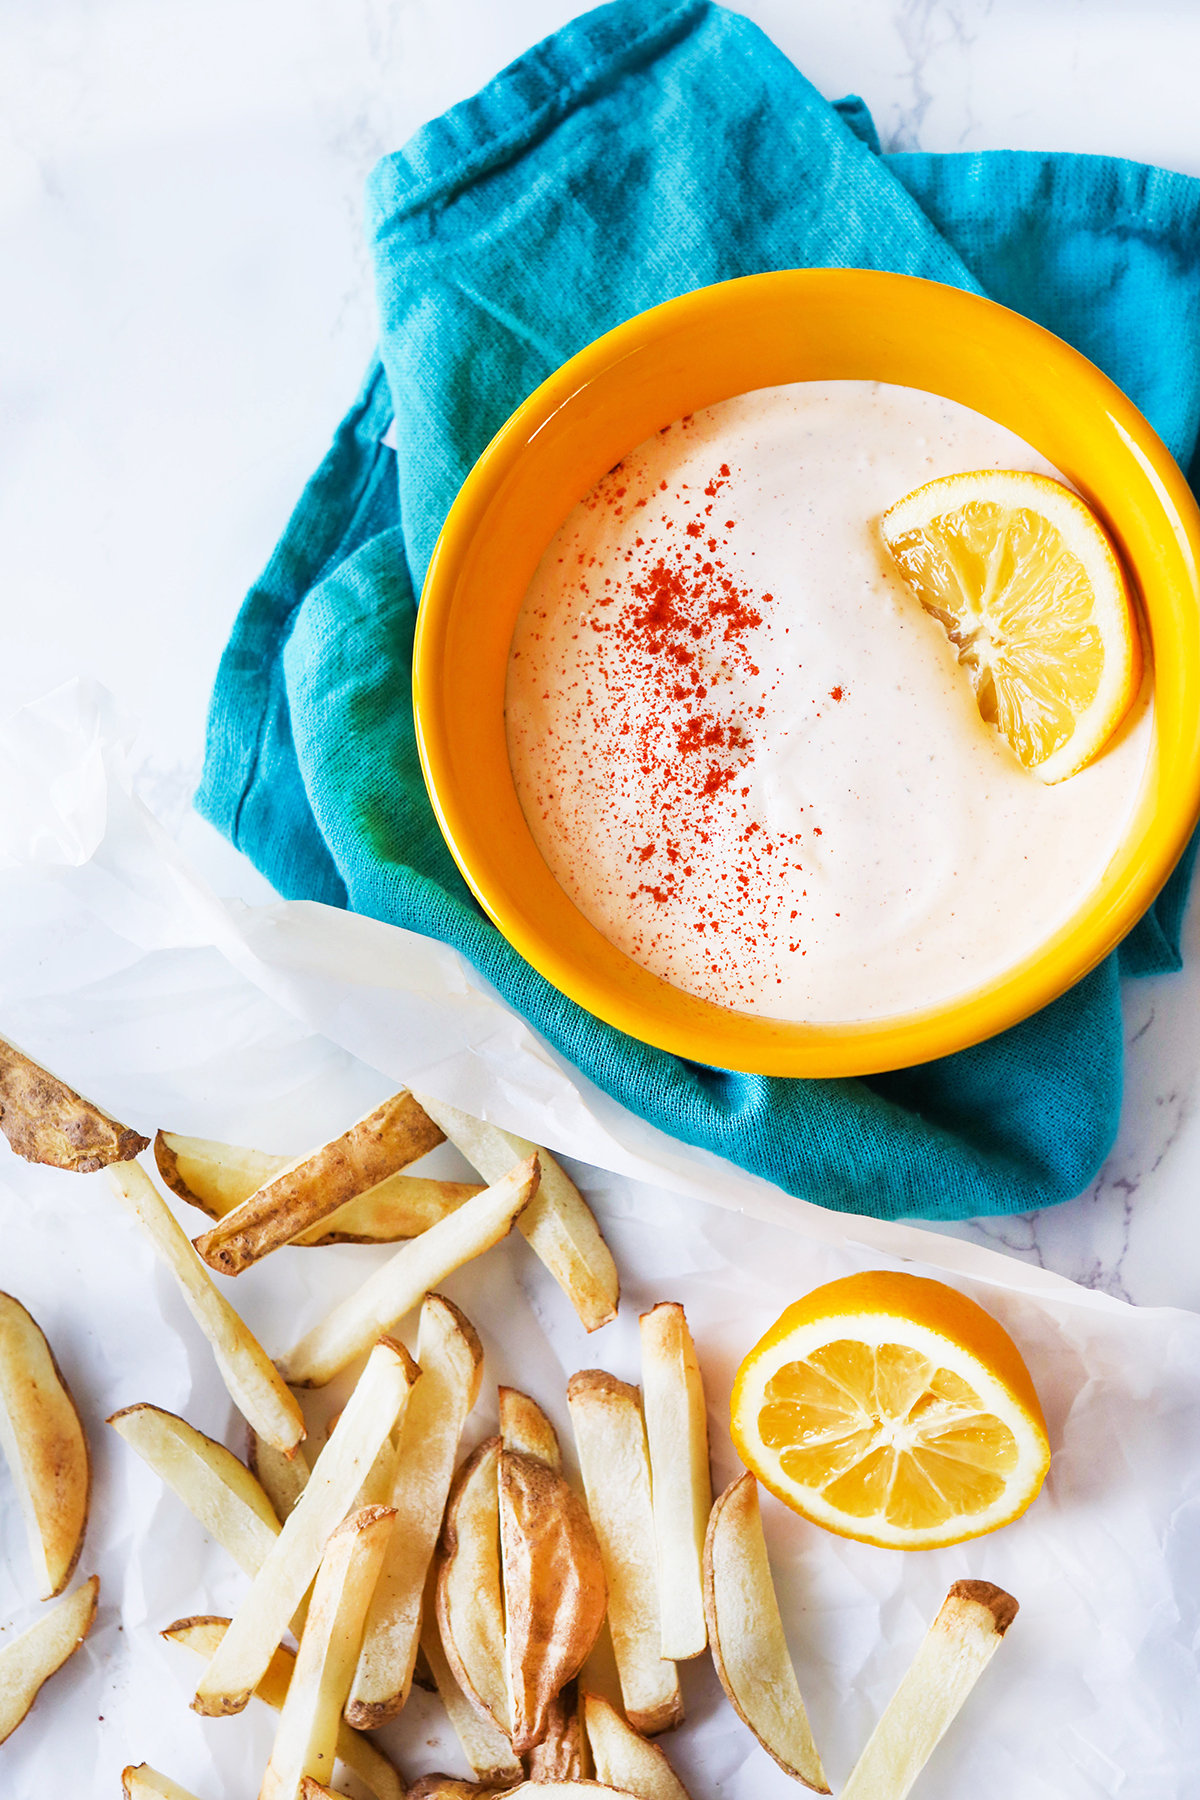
[881,470,1141,783]
[730,1271,1051,1551]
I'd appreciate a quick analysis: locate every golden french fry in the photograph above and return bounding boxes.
[122,1769,204,1800]
[0,1574,98,1744]
[639,1304,710,1660]
[108,1404,279,1576]
[192,1091,445,1274]
[0,1036,147,1171]
[501,1449,607,1755]
[346,1295,484,1727]
[411,1096,618,1333]
[0,1292,91,1599]
[839,1581,1019,1800]
[249,1428,311,1526]
[525,1679,587,1781]
[260,1504,397,1800]
[406,1781,494,1800]
[583,1690,693,1800]
[103,1160,304,1456]
[503,1786,640,1798]
[704,1473,828,1793]
[499,1386,562,1471]
[192,1337,418,1717]
[436,1436,509,1733]
[155,1132,287,1216]
[419,1579,524,1787]
[162,1616,405,1800]
[279,1157,538,1388]
[566,1372,682,1736]
[298,1783,340,1800]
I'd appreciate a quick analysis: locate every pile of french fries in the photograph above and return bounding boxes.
[0,1036,1019,1798]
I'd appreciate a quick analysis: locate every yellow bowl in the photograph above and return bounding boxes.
[413,269,1200,1077]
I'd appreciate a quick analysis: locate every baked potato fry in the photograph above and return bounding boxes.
[260,1504,397,1800]
[704,1473,828,1793]
[412,1096,618,1333]
[525,1679,587,1781]
[346,1294,484,1728]
[154,1132,287,1214]
[566,1372,682,1736]
[193,1089,445,1275]
[121,1769,204,1800]
[435,1436,509,1733]
[407,1781,496,1800]
[419,1577,524,1787]
[583,1691,692,1800]
[103,1160,304,1456]
[0,1036,147,1171]
[298,1784,339,1800]
[500,1449,608,1755]
[499,1385,562,1471]
[192,1336,418,1717]
[0,1292,91,1599]
[278,1156,538,1388]
[639,1304,710,1660]
[0,1573,98,1744]
[839,1581,1019,1800]
[108,1404,279,1576]
[249,1428,311,1525]
[162,1616,404,1800]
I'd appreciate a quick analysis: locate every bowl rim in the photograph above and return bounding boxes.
[413,268,1200,1077]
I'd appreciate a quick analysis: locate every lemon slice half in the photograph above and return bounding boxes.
[730,1271,1051,1551]
[881,470,1142,783]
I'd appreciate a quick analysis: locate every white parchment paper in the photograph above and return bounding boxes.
[1,679,1197,1798]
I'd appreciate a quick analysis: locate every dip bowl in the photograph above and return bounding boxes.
[413,269,1200,1077]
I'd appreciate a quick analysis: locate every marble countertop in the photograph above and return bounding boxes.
[3,0,1200,1310]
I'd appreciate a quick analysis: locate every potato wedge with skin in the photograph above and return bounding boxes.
[501,1449,608,1755]
[162,1616,405,1800]
[419,1578,524,1787]
[122,1770,205,1800]
[639,1304,710,1661]
[412,1096,618,1333]
[0,1292,90,1599]
[407,1781,495,1800]
[193,1337,418,1717]
[193,1090,445,1275]
[155,1132,288,1216]
[280,1157,539,1388]
[0,1036,147,1171]
[261,1504,397,1800]
[504,1786,640,1798]
[704,1473,828,1793]
[298,1784,340,1800]
[583,1692,692,1800]
[500,1386,562,1471]
[839,1581,1018,1800]
[436,1436,509,1733]
[526,1679,588,1781]
[0,1574,98,1744]
[103,1160,305,1456]
[346,1294,484,1728]
[109,1405,279,1576]
[566,1373,681,1737]
[249,1429,310,1525]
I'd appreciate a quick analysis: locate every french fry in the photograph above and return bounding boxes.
[525,1679,587,1781]
[839,1581,1019,1800]
[278,1157,539,1388]
[0,1035,147,1171]
[0,1574,98,1744]
[703,1473,828,1793]
[0,1292,91,1598]
[298,1784,340,1800]
[122,1770,204,1800]
[411,1096,618,1333]
[419,1578,524,1787]
[260,1504,397,1800]
[436,1436,509,1733]
[406,1781,494,1800]
[566,1372,682,1736]
[192,1337,418,1717]
[504,1786,640,1797]
[162,1616,405,1800]
[639,1304,710,1660]
[499,1385,562,1470]
[103,1160,304,1456]
[249,1428,311,1525]
[192,1090,445,1275]
[157,1130,481,1244]
[346,1294,484,1727]
[500,1449,607,1755]
[108,1405,279,1576]
[583,1690,693,1800]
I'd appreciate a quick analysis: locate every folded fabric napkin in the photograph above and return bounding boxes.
[197,0,1200,1222]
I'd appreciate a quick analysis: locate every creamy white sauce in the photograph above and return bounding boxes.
[505,381,1152,1023]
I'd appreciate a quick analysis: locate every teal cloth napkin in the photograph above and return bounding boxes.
[197,0,1200,1222]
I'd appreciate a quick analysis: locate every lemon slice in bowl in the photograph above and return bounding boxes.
[881,470,1142,784]
[730,1271,1051,1551]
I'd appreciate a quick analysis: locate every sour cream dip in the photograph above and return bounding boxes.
[504,381,1151,1023]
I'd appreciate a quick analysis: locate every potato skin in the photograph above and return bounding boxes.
[0,1040,147,1171]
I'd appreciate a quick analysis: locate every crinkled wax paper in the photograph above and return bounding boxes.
[1,679,1197,1797]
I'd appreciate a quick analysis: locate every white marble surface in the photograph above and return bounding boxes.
[3,0,1200,1314]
